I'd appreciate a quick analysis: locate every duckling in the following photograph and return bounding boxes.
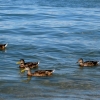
[21,67,55,76]
[17,59,39,68]
[77,58,99,67]
[0,44,8,50]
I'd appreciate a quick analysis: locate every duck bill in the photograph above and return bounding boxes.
[16,61,20,64]
[21,69,25,73]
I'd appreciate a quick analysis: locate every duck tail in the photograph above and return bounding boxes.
[97,61,100,65]
[52,69,55,73]
[38,61,40,65]
[5,43,8,47]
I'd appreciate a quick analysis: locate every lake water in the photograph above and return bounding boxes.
[0,0,100,100]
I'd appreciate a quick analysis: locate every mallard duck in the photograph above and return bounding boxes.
[0,44,8,50]
[17,59,39,68]
[77,58,99,67]
[21,67,55,76]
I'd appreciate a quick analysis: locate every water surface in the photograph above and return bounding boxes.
[0,0,100,100]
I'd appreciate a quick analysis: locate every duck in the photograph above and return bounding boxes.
[0,44,8,50]
[21,67,55,76]
[17,59,39,69]
[77,58,99,67]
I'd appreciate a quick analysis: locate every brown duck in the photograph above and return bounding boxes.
[17,59,39,68]
[21,67,55,76]
[0,44,8,50]
[77,58,99,67]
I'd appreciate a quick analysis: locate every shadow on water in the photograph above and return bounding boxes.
[0,49,7,52]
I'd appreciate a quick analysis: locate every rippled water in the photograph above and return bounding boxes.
[0,0,100,100]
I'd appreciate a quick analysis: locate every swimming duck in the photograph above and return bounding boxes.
[17,59,39,68]
[0,44,8,50]
[21,67,55,76]
[77,58,99,67]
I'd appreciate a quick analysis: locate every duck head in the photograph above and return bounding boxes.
[17,59,25,64]
[16,59,26,68]
[77,58,84,64]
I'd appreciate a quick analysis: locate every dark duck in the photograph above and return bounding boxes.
[17,59,39,68]
[21,67,55,76]
[0,44,8,50]
[77,58,99,67]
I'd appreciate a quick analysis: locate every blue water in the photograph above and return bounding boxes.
[0,0,100,100]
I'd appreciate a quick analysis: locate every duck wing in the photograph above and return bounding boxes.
[35,70,55,73]
[85,61,98,66]
[25,62,39,68]
[32,69,55,76]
